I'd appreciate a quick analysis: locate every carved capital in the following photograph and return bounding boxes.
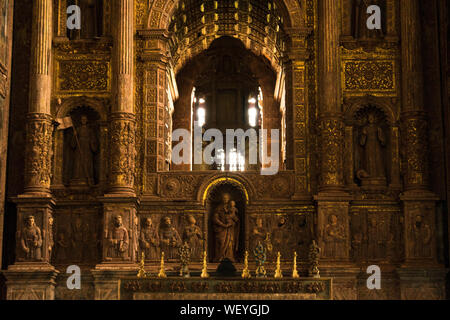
[318,117,345,190]
[24,114,54,194]
[109,113,137,194]
[401,112,429,191]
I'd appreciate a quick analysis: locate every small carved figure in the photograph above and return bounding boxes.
[412,215,432,258]
[323,214,346,258]
[71,216,87,262]
[212,193,239,262]
[159,216,181,260]
[139,217,159,260]
[250,217,267,252]
[358,113,386,185]
[19,216,42,261]
[68,115,99,185]
[106,215,129,260]
[182,215,203,259]
[55,232,69,262]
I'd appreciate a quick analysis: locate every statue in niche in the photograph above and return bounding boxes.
[159,216,181,260]
[71,216,88,262]
[182,215,203,260]
[323,214,346,258]
[68,0,102,39]
[19,216,42,261]
[67,114,99,186]
[353,0,385,39]
[139,217,160,260]
[411,215,432,258]
[212,194,240,262]
[106,215,129,260]
[357,112,387,185]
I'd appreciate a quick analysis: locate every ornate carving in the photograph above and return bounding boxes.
[159,216,181,260]
[319,118,345,187]
[105,214,129,260]
[24,114,53,191]
[401,116,429,189]
[343,61,395,92]
[182,214,203,260]
[110,114,137,190]
[139,217,160,260]
[18,215,43,262]
[58,61,109,92]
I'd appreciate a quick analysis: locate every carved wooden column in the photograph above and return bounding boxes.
[96,0,138,281]
[398,0,444,298]
[315,0,352,269]
[5,0,58,300]
[109,0,136,196]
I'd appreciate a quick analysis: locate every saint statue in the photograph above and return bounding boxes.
[106,215,129,260]
[212,194,239,262]
[358,113,386,185]
[159,216,181,260]
[182,215,203,259]
[69,115,99,186]
[139,217,159,260]
[19,216,42,261]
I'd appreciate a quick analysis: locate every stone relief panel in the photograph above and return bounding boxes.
[53,209,101,265]
[319,205,350,261]
[350,207,403,263]
[247,213,314,261]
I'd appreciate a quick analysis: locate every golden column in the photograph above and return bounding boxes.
[24,0,54,195]
[5,0,58,300]
[400,0,429,192]
[315,0,353,276]
[109,0,136,195]
[399,0,440,270]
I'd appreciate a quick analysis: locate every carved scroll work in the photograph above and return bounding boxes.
[109,113,137,194]
[24,114,54,193]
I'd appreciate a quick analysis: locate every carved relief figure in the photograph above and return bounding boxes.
[411,215,432,258]
[71,216,88,262]
[55,231,69,262]
[182,215,203,259]
[272,216,291,258]
[323,214,346,258]
[68,115,99,186]
[106,215,129,260]
[19,216,42,261]
[367,217,385,260]
[358,113,386,184]
[249,217,267,252]
[139,217,159,260]
[159,216,181,260]
[212,194,239,262]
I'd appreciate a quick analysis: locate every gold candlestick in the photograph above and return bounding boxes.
[241,251,251,279]
[292,252,299,278]
[137,252,147,278]
[274,252,283,278]
[201,251,209,278]
[158,251,167,278]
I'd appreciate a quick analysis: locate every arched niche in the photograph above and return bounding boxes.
[53,97,109,188]
[343,96,401,190]
[205,180,247,263]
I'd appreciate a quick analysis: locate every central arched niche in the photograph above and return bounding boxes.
[172,36,280,171]
[206,181,246,263]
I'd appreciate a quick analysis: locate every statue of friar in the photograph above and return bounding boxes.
[212,193,240,262]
